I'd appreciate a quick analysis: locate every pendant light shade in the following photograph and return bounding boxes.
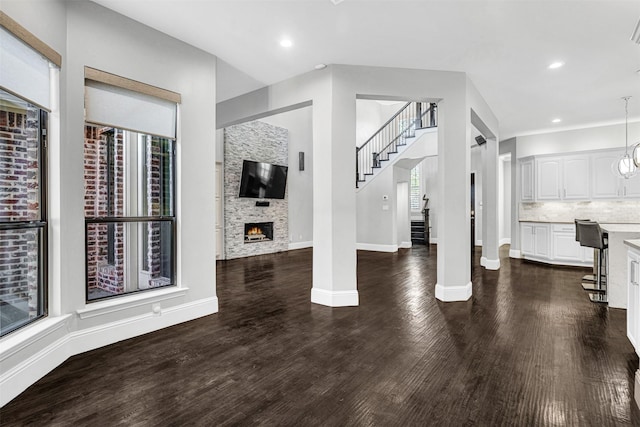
[616,96,638,179]
[633,142,640,168]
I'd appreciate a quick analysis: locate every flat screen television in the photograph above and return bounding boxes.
[238,160,288,199]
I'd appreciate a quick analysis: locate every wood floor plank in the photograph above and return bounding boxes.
[2,246,640,425]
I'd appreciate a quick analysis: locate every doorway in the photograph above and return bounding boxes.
[470,173,476,274]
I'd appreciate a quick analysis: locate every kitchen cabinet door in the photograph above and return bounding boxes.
[521,223,535,255]
[520,159,534,201]
[536,158,562,200]
[533,224,550,258]
[562,155,590,199]
[553,232,582,262]
[591,151,621,198]
[622,174,640,198]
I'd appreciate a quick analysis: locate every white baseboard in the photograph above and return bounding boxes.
[480,256,486,267]
[0,297,218,407]
[311,288,359,307]
[435,282,472,302]
[356,243,398,252]
[288,241,313,250]
[429,238,438,244]
[475,239,483,246]
[499,238,511,246]
[509,249,521,258]
[399,241,412,249]
[483,258,500,270]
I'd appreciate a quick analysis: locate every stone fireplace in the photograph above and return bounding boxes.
[224,120,288,259]
[244,222,274,243]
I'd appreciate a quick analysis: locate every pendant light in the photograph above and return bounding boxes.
[615,96,638,179]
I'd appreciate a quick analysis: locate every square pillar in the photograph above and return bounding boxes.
[310,83,358,307]
[435,98,472,301]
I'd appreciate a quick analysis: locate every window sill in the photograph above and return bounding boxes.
[0,314,72,362]
[76,287,189,320]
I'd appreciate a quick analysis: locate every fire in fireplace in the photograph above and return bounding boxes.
[244,222,274,243]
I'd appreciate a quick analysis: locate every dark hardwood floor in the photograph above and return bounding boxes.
[2,245,640,426]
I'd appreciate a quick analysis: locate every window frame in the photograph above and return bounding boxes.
[83,125,177,303]
[0,97,48,337]
[410,163,423,212]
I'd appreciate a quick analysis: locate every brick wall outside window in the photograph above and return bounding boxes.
[84,125,125,293]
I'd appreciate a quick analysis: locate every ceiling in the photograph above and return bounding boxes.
[93,0,640,139]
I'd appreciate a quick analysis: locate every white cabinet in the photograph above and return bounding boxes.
[520,158,534,201]
[552,225,582,262]
[591,149,640,199]
[562,155,590,199]
[521,222,550,258]
[521,222,592,266]
[627,248,640,352]
[535,156,590,201]
[591,151,621,198]
[622,175,640,198]
[521,148,639,201]
[536,158,562,200]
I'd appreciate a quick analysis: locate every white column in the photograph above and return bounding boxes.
[435,98,472,301]
[310,82,359,307]
[481,137,500,270]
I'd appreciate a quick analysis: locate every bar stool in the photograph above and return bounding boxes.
[574,219,597,286]
[576,220,608,303]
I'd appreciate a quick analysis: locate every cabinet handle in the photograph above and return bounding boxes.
[633,261,639,286]
[563,189,566,198]
[624,187,627,197]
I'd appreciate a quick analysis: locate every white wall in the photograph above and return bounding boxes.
[517,121,640,158]
[1,1,218,407]
[355,99,405,147]
[471,145,483,245]
[421,156,438,240]
[396,181,411,247]
[500,157,512,243]
[258,106,314,248]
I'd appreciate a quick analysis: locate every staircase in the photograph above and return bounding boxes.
[356,101,437,187]
[411,220,427,245]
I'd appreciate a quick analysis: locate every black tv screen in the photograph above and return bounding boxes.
[238,160,288,199]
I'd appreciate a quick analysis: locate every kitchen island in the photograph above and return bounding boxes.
[601,224,640,309]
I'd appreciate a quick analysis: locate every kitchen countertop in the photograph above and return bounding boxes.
[626,239,640,251]
[518,221,640,228]
[601,224,640,233]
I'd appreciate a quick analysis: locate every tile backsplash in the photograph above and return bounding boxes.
[520,201,640,223]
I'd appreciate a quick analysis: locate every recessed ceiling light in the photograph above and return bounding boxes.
[314,64,327,70]
[548,61,564,69]
[552,118,562,123]
[280,39,293,48]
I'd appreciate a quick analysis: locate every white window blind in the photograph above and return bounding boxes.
[0,26,52,110]
[410,165,422,211]
[85,80,177,139]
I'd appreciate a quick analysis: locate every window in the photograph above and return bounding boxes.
[83,68,179,302]
[410,164,423,211]
[84,126,175,301]
[0,89,47,336]
[0,14,59,336]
